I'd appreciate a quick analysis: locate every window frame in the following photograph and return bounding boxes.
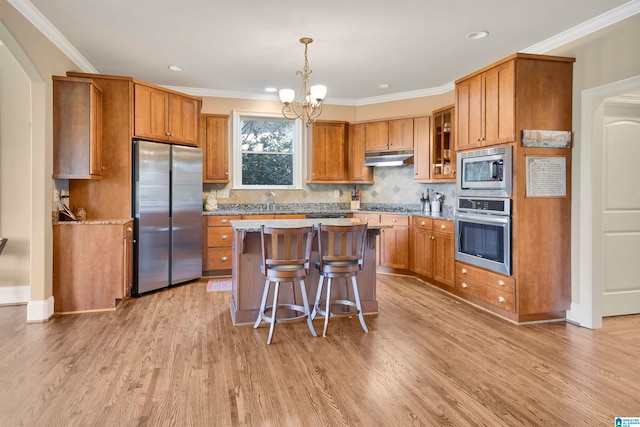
[231,111,304,190]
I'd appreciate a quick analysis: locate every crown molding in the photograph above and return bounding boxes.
[522,0,640,54]
[8,0,97,73]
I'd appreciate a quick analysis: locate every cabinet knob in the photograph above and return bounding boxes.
[127,227,132,232]
[440,224,446,230]
[392,219,396,223]
[225,171,229,176]
[102,166,106,170]
[221,219,228,223]
[221,256,228,262]
[461,268,467,274]
[461,282,468,289]
[421,221,425,226]
[431,236,435,240]
[497,296,506,303]
[221,235,228,240]
[166,132,171,136]
[498,280,505,286]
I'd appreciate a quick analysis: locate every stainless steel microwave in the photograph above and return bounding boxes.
[456,146,512,197]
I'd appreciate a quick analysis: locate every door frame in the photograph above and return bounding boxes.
[570,74,640,329]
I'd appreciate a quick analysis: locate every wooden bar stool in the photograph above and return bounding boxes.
[311,223,369,337]
[254,225,317,344]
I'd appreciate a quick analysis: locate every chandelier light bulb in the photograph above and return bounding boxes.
[279,88,296,104]
[310,84,327,101]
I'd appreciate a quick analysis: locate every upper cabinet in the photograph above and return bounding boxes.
[348,123,374,183]
[388,118,414,151]
[53,76,103,180]
[201,114,229,183]
[308,121,348,182]
[134,83,199,146]
[431,105,456,181]
[412,116,431,182]
[365,118,414,152]
[456,59,514,150]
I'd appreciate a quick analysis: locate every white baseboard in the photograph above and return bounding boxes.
[0,285,30,305]
[27,297,54,322]
[565,302,582,326]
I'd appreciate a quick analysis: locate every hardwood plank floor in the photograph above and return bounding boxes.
[1,274,638,426]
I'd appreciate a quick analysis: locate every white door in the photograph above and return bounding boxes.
[601,97,640,316]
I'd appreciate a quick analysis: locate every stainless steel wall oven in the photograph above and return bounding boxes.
[454,197,511,276]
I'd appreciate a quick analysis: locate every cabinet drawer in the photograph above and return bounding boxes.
[241,214,275,220]
[412,216,433,230]
[207,215,241,226]
[433,219,453,235]
[380,214,409,226]
[207,247,232,270]
[352,213,380,223]
[456,261,515,293]
[456,276,515,313]
[207,227,233,247]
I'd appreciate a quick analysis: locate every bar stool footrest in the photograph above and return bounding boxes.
[314,299,360,318]
[261,303,310,324]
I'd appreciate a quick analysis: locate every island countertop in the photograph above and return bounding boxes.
[229,217,390,232]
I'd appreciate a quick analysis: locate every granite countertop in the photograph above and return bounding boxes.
[203,203,454,221]
[53,218,133,225]
[230,218,392,233]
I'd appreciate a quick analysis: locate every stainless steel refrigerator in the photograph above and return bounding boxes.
[132,140,202,295]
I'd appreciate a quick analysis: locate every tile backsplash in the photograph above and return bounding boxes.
[204,165,456,209]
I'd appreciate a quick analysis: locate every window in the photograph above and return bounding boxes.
[232,112,303,189]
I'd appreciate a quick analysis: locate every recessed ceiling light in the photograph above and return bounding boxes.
[168,65,184,71]
[265,87,277,93]
[466,31,489,40]
[378,83,390,89]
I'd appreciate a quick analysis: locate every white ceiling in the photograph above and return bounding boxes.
[10,0,639,104]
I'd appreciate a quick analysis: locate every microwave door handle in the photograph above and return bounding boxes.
[491,161,498,179]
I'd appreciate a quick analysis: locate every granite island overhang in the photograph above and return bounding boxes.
[228,218,389,326]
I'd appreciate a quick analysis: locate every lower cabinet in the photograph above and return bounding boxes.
[379,214,410,270]
[410,217,454,287]
[53,220,133,313]
[203,215,240,274]
[455,261,516,313]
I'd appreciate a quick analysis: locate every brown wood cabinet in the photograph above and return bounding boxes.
[453,53,575,322]
[53,76,103,179]
[431,105,456,181]
[308,121,348,182]
[134,83,199,146]
[203,215,240,274]
[379,214,410,270]
[365,119,414,152]
[455,262,516,314]
[456,59,514,150]
[410,217,454,287]
[53,221,133,313]
[413,116,431,182]
[348,123,374,183]
[200,114,229,183]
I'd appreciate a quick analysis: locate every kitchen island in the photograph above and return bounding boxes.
[229,218,385,325]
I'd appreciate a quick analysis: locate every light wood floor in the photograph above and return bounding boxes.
[1,274,639,426]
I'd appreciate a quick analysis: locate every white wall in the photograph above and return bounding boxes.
[0,42,31,303]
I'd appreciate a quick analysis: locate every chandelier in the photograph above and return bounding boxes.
[279,37,327,127]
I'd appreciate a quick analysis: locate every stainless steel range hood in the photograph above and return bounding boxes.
[364,150,414,167]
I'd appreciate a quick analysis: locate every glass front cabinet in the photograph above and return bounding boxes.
[431,105,456,181]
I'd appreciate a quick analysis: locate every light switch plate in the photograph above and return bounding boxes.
[217,189,230,199]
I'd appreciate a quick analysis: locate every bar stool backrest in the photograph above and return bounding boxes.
[260,225,315,276]
[317,223,368,272]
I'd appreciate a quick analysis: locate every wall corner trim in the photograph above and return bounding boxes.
[26,297,54,322]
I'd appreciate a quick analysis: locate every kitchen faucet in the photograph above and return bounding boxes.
[265,192,276,210]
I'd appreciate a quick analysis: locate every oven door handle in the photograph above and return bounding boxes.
[454,211,510,225]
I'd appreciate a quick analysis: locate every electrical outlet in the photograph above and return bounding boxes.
[334,189,341,198]
[217,189,230,199]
